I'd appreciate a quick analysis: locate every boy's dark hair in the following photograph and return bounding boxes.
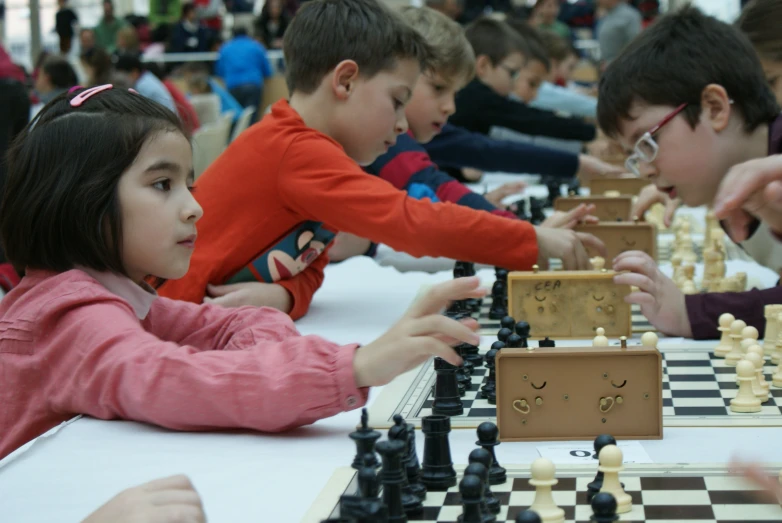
[537,29,577,63]
[41,56,78,89]
[464,17,528,66]
[0,88,186,276]
[505,18,551,71]
[181,2,195,18]
[282,0,435,94]
[598,6,779,139]
[114,52,144,74]
[737,0,782,62]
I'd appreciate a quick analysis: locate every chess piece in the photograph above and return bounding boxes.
[591,256,606,271]
[482,348,498,404]
[338,494,389,521]
[489,280,508,320]
[714,313,736,358]
[747,345,771,396]
[454,345,473,395]
[593,327,609,347]
[528,458,565,523]
[388,416,424,514]
[641,331,658,348]
[497,328,513,344]
[457,474,485,523]
[586,434,617,503]
[501,316,516,331]
[516,511,542,523]
[744,351,770,403]
[490,340,506,353]
[350,409,381,470]
[539,337,555,348]
[420,415,457,490]
[402,420,426,501]
[681,280,697,295]
[506,333,523,349]
[432,357,464,416]
[730,360,763,413]
[545,180,561,208]
[530,197,546,225]
[772,332,782,388]
[670,254,684,284]
[619,336,627,349]
[357,453,381,498]
[589,492,619,522]
[375,439,408,523]
[464,463,497,523]
[724,319,748,367]
[468,448,501,516]
[515,321,530,348]
[476,422,506,485]
[597,445,632,514]
[765,308,782,358]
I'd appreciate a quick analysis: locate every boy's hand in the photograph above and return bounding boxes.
[82,475,205,523]
[612,251,692,337]
[541,203,599,229]
[353,277,486,388]
[461,167,484,182]
[633,183,680,226]
[329,231,373,262]
[728,460,782,504]
[533,226,606,270]
[576,154,626,180]
[714,155,782,241]
[485,181,527,207]
[204,282,293,313]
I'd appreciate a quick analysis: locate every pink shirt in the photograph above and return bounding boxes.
[0,268,367,459]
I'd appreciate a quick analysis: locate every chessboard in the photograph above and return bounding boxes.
[302,462,782,522]
[368,347,782,429]
[476,301,653,336]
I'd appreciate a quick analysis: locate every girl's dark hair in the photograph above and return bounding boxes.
[736,0,782,62]
[0,87,186,276]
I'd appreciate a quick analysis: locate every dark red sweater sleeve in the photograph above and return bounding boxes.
[686,285,782,340]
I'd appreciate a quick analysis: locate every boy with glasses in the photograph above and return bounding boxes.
[596,6,781,339]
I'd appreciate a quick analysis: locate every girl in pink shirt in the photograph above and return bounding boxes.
[0,84,483,461]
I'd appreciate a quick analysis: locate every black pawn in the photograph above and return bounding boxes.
[432,357,464,416]
[464,463,497,523]
[515,510,542,523]
[538,337,555,348]
[420,415,457,491]
[500,316,516,331]
[489,280,507,320]
[545,179,561,207]
[338,494,389,522]
[468,448,500,516]
[453,345,472,396]
[462,342,484,369]
[358,453,381,498]
[505,333,523,348]
[476,422,506,485]
[375,439,408,523]
[490,340,505,353]
[403,419,426,501]
[457,474,485,523]
[496,327,513,344]
[514,322,530,348]
[350,408,380,470]
[481,348,498,404]
[388,416,423,516]
[590,492,619,522]
[454,262,468,279]
[587,434,617,503]
[530,197,546,225]
[514,199,530,221]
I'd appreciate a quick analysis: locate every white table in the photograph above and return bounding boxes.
[2,257,782,522]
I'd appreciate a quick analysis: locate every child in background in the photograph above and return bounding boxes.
[450,17,596,142]
[255,0,290,50]
[0,85,484,460]
[184,63,244,122]
[158,0,599,317]
[530,0,570,40]
[595,7,781,339]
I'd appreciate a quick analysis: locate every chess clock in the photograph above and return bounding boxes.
[574,222,658,268]
[553,195,633,222]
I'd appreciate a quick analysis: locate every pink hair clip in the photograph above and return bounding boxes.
[70,84,114,107]
[68,85,83,94]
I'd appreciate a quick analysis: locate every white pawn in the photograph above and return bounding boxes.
[593,327,609,347]
[725,319,748,367]
[598,445,632,514]
[742,326,760,352]
[773,330,782,388]
[714,313,736,358]
[641,331,658,349]
[773,318,782,365]
[681,280,697,295]
[730,360,763,413]
[745,350,770,403]
[528,458,565,523]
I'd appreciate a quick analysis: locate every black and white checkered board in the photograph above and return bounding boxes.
[476,302,653,336]
[302,463,782,523]
[368,348,782,429]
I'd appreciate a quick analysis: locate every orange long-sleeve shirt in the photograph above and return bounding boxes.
[159,101,539,318]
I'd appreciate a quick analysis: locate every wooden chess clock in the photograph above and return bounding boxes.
[507,269,632,339]
[553,195,633,222]
[574,222,657,268]
[586,177,649,196]
[495,343,663,441]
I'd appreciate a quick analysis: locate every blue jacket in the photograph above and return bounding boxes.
[216,36,273,90]
[424,123,579,179]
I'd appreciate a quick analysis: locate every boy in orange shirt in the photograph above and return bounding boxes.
[159,0,601,319]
